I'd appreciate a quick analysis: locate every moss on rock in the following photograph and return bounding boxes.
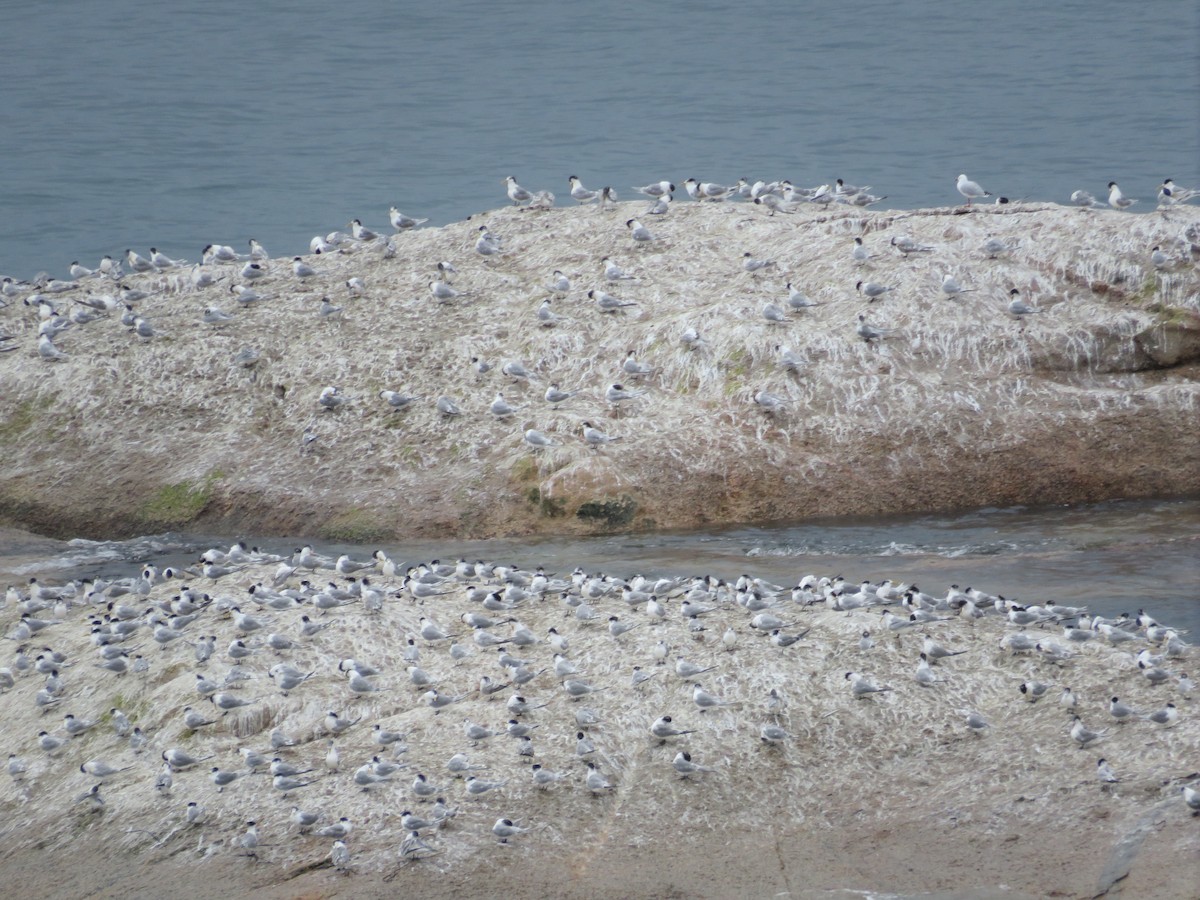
[576,495,638,528]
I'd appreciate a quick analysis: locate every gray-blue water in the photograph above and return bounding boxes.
[1,0,1197,280]
[3,499,1197,636]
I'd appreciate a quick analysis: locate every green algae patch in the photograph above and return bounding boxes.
[319,508,391,543]
[137,471,222,527]
[525,487,566,518]
[0,395,56,445]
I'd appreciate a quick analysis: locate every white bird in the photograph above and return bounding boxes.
[585,762,614,794]
[762,302,788,325]
[680,326,706,350]
[1108,696,1138,723]
[914,653,943,686]
[856,314,893,343]
[605,383,645,405]
[125,249,154,272]
[504,176,532,205]
[846,671,892,698]
[857,280,894,301]
[531,764,567,789]
[475,226,504,257]
[490,392,519,418]
[941,275,976,298]
[568,175,600,204]
[693,179,736,201]
[210,766,246,791]
[964,711,990,735]
[1159,179,1200,206]
[622,349,655,378]
[399,830,438,860]
[501,360,534,381]
[1146,703,1178,728]
[590,289,638,312]
[80,758,132,780]
[563,679,604,699]
[1019,681,1049,703]
[202,306,235,326]
[1184,785,1200,814]
[632,181,675,198]
[754,194,795,215]
[346,668,383,693]
[546,270,571,294]
[523,429,556,450]
[330,839,352,872]
[292,257,318,278]
[785,284,822,312]
[430,280,464,302]
[1007,288,1040,319]
[645,194,671,214]
[544,383,577,406]
[1070,716,1106,747]
[465,775,507,796]
[133,317,158,340]
[389,207,428,231]
[492,817,530,842]
[1107,181,1137,210]
[1070,189,1105,208]
[626,218,656,244]
[692,683,735,711]
[672,749,716,778]
[75,783,105,811]
[537,298,566,326]
[601,257,636,282]
[63,713,98,736]
[436,395,462,417]
[888,234,931,259]
[752,391,790,414]
[922,634,966,663]
[238,260,267,282]
[38,334,68,361]
[742,252,775,273]
[380,390,421,410]
[851,238,873,265]
[956,173,991,205]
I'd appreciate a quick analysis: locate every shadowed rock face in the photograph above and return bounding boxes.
[1,200,1198,540]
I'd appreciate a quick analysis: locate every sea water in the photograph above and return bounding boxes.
[1,0,1196,279]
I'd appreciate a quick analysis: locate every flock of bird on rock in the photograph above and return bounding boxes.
[2,172,1195,453]
[2,539,1198,876]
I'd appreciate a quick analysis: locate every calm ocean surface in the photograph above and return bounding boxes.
[1,0,1197,280]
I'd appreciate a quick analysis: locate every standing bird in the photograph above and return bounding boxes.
[856,314,893,343]
[956,173,991,206]
[504,176,532,205]
[632,181,675,199]
[856,280,894,302]
[389,207,428,231]
[1070,716,1106,748]
[1107,181,1137,210]
[1007,288,1040,319]
[851,238,873,265]
[568,176,600,204]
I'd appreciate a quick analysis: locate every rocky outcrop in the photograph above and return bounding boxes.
[1,200,1197,539]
